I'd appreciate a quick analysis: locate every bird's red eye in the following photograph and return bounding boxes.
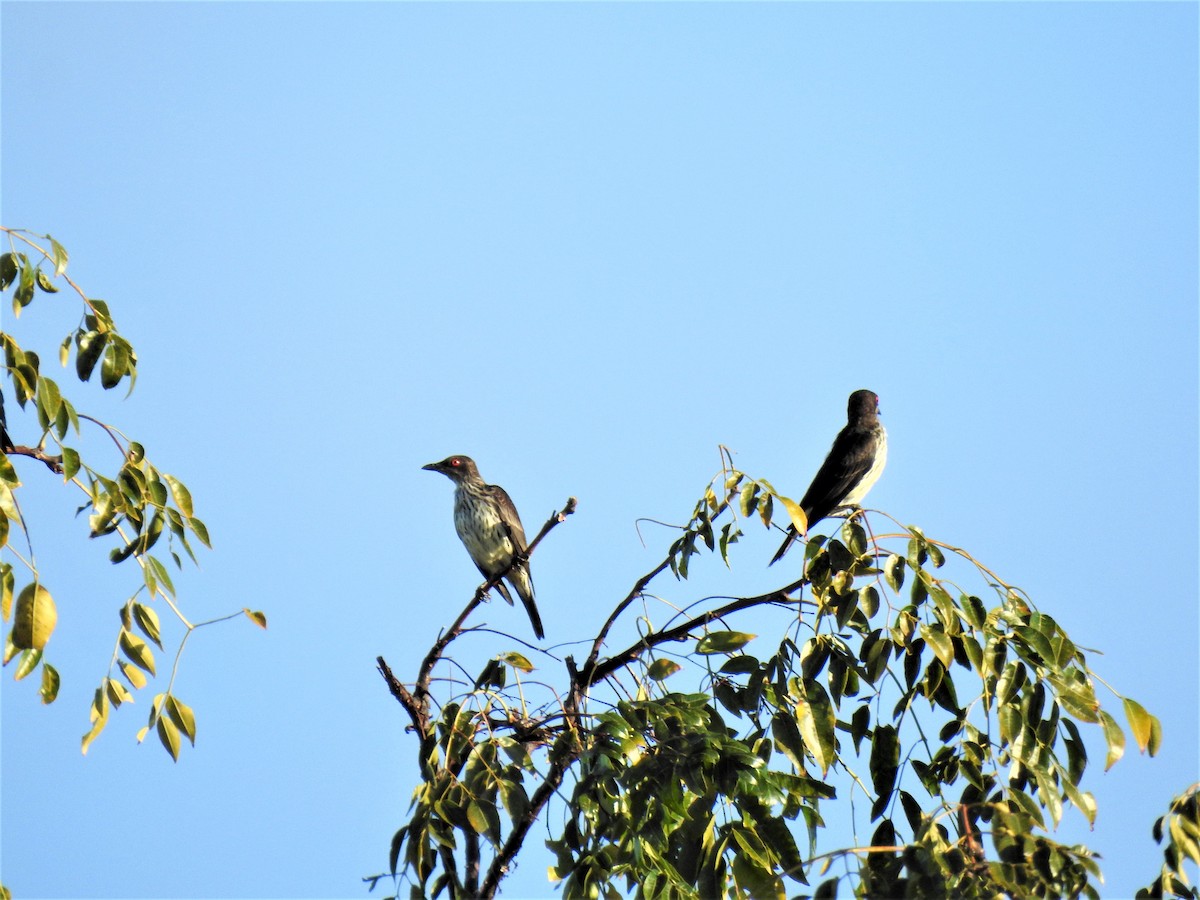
[450,458,460,467]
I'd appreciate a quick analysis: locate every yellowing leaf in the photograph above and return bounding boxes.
[778,495,808,535]
[919,624,955,669]
[242,608,268,629]
[120,659,147,690]
[1123,697,1160,755]
[80,687,109,755]
[11,583,56,650]
[500,651,533,673]
[647,658,682,681]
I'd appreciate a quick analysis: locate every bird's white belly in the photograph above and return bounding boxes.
[843,429,887,507]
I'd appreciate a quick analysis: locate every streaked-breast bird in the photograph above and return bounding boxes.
[423,455,545,640]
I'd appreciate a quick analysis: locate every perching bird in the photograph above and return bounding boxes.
[770,389,887,565]
[422,455,545,640]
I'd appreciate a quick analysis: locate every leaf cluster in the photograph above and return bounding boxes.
[1138,785,1200,899]
[374,459,1167,900]
[1,227,265,760]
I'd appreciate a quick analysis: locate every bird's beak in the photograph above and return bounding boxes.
[421,462,440,472]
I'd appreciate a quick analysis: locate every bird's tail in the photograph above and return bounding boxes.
[769,526,798,566]
[508,567,544,640]
[493,581,516,606]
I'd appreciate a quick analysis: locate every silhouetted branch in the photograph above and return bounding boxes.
[4,444,64,475]
[585,582,803,687]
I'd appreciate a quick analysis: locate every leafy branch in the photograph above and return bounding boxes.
[1,227,266,760]
[372,455,1165,900]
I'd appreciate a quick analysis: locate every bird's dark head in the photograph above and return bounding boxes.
[422,455,480,482]
[848,390,880,420]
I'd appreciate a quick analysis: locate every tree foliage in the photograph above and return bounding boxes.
[373,451,1183,899]
[0,226,266,761]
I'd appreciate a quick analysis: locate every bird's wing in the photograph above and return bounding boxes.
[799,426,877,525]
[488,484,529,552]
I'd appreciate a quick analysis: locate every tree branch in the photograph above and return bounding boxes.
[584,580,805,687]
[373,496,576,900]
[4,444,64,475]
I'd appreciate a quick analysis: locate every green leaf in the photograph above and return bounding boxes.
[0,563,12,620]
[146,555,175,597]
[884,554,904,591]
[498,779,531,823]
[105,676,133,708]
[189,516,211,548]
[0,453,19,486]
[0,252,17,290]
[119,629,156,675]
[163,474,194,517]
[14,259,35,311]
[61,447,81,481]
[771,710,806,770]
[696,631,755,655]
[739,481,759,517]
[48,236,69,276]
[132,602,163,649]
[870,724,900,800]
[793,679,836,776]
[166,695,197,745]
[758,493,773,530]
[919,624,955,669]
[75,330,107,382]
[858,585,880,619]
[37,376,62,423]
[1062,777,1097,827]
[35,269,58,293]
[1098,709,1125,771]
[1014,625,1054,665]
[119,659,147,690]
[39,662,60,703]
[157,714,181,761]
[13,647,42,681]
[100,340,127,389]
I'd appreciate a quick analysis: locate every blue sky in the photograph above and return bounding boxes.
[1,2,1196,898]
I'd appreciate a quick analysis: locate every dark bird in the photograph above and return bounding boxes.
[770,389,888,565]
[422,455,545,640]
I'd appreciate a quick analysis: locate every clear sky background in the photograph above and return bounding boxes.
[1,3,1196,898]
